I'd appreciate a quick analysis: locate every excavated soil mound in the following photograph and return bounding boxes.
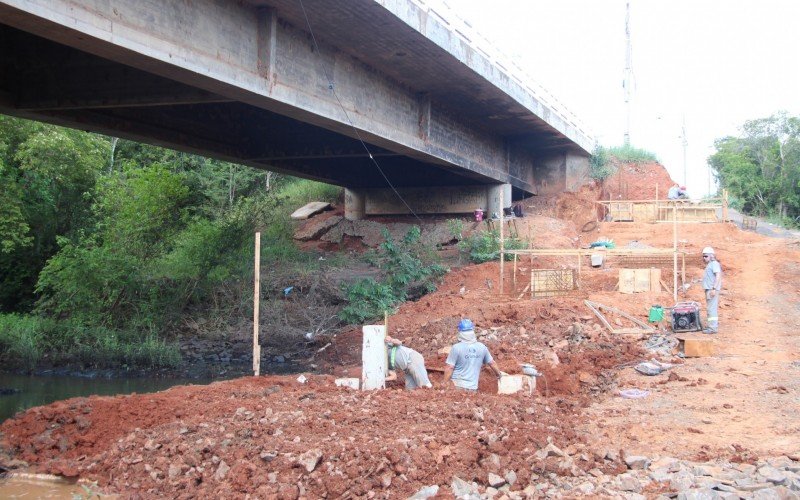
[1,375,625,498]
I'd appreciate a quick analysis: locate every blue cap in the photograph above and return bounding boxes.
[458,318,474,332]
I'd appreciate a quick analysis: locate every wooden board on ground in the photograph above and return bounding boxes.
[677,336,715,357]
[290,201,331,220]
[584,300,655,335]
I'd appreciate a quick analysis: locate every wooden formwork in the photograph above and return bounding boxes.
[505,247,685,301]
[598,190,730,223]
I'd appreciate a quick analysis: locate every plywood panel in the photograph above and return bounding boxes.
[619,269,635,294]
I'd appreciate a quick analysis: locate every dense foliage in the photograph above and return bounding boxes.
[709,112,800,225]
[339,227,447,324]
[0,116,340,370]
[458,228,527,263]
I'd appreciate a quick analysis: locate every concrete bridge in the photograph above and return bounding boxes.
[0,0,594,218]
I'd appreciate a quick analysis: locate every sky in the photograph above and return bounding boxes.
[445,0,800,196]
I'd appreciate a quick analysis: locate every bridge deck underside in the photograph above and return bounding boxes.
[0,25,496,189]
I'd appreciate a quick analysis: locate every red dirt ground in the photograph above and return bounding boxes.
[3,162,800,497]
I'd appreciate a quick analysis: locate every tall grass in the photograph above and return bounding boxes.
[0,314,45,370]
[0,313,180,371]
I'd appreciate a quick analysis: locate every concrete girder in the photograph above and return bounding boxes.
[0,0,592,198]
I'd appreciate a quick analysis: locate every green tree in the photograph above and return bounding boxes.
[709,112,800,223]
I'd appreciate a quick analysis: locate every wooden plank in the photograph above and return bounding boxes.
[619,269,635,294]
[634,268,650,292]
[584,301,616,332]
[585,300,654,330]
[649,268,662,292]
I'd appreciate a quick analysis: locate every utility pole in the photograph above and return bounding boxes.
[623,2,632,145]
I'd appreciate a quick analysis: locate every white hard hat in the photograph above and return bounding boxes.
[702,246,715,255]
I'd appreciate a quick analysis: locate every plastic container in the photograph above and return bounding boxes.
[474,209,484,222]
[648,305,664,322]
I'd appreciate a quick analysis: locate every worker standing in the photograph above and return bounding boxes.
[385,336,432,389]
[701,247,722,334]
[443,319,504,391]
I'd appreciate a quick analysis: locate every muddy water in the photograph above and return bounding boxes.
[0,373,217,423]
[0,474,90,499]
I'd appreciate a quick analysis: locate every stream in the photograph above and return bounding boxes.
[0,373,220,423]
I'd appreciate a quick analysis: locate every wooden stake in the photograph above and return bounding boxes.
[672,205,678,302]
[513,253,518,288]
[722,189,729,221]
[499,188,505,295]
[253,232,261,377]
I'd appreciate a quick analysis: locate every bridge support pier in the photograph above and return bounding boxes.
[343,184,512,220]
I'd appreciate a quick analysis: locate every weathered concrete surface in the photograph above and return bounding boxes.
[293,215,342,242]
[0,0,592,197]
[290,202,331,220]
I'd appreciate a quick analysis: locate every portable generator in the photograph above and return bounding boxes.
[671,301,702,332]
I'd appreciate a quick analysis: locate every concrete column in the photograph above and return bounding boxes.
[344,188,366,220]
[486,183,512,218]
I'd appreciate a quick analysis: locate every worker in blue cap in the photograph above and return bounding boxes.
[443,319,505,391]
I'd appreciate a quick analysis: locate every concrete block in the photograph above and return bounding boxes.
[334,378,359,390]
[498,375,525,394]
[290,201,331,220]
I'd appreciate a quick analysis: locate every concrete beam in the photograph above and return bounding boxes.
[0,0,536,192]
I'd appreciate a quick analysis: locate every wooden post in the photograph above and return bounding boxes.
[681,252,686,286]
[722,189,729,221]
[672,205,678,301]
[253,232,261,377]
[577,252,582,289]
[513,253,518,288]
[383,311,389,376]
[499,188,505,294]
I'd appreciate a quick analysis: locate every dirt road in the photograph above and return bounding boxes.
[583,223,800,460]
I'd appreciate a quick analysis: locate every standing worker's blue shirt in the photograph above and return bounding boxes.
[703,260,722,290]
[446,341,493,390]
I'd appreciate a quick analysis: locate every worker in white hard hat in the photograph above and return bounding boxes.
[701,246,722,334]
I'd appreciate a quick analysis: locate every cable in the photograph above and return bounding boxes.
[297,0,423,224]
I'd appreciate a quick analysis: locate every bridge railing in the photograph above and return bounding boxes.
[408,0,594,141]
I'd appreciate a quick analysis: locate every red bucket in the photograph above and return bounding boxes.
[474,209,484,222]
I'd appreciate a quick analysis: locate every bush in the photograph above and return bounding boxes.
[590,145,615,180]
[339,227,447,324]
[458,228,527,263]
[338,278,396,325]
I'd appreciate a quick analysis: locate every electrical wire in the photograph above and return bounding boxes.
[297,0,423,224]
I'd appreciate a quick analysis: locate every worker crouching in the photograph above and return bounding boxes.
[385,336,433,389]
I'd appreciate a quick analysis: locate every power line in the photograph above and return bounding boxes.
[296,0,423,223]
